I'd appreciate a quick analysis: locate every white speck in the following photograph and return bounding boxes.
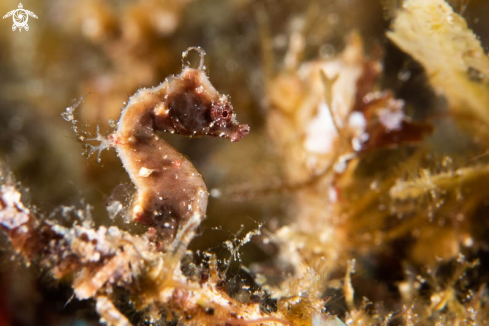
[106,200,123,220]
[352,138,362,151]
[334,160,347,173]
[351,123,369,151]
[138,167,154,177]
[133,205,143,215]
[107,226,120,237]
[378,107,404,131]
[0,186,29,228]
[108,119,117,128]
[304,101,338,154]
[348,111,366,130]
[398,70,411,81]
[334,153,356,174]
[210,188,222,198]
[463,236,474,247]
[329,187,338,203]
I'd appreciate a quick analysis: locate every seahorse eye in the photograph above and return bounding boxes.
[211,103,233,127]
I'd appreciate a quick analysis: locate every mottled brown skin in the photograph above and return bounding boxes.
[114,67,249,244]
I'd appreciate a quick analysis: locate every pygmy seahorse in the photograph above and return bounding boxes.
[95,48,249,249]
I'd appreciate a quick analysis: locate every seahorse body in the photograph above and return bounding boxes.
[113,65,249,245]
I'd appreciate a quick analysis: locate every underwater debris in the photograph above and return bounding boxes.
[0,172,296,326]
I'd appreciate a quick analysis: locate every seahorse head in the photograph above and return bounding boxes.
[165,67,250,142]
